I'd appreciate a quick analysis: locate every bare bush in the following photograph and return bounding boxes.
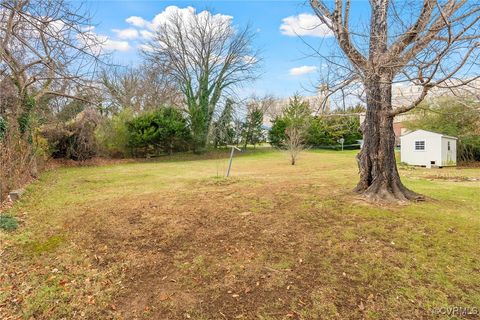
[40,108,102,161]
[283,96,311,165]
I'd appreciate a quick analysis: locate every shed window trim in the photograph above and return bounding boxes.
[414,140,425,151]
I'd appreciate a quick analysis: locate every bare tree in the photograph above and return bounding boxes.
[285,127,304,165]
[0,0,102,199]
[248,94,276,115]
[101,64,181,114]
[0,0,102,128]
[283,96,311,165]
[310,0,480,201]
[143,7,261,152]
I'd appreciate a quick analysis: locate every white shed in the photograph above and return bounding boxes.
[400,130,457,167]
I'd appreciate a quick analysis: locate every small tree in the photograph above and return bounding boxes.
[95,108,135,158]
[283,96,311,165]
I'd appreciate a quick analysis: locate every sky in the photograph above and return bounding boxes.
[84,0,356,99]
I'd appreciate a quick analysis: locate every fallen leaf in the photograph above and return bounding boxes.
[159,293,169,301]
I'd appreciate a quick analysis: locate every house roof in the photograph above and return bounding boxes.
[400,129,458,140]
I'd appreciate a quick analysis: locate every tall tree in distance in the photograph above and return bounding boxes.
[243,105,264,149]
[310,0,480,201]
[101,64,181,115]
[212,98,235,148]
[143,7,260,152]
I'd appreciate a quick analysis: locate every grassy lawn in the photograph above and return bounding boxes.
[1,149,479,319]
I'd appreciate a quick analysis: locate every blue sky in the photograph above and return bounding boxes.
[85,0,349,98]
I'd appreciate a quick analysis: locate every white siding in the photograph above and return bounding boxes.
[400,130,442,166]
[400,130,457,167]
[441,137,457,166]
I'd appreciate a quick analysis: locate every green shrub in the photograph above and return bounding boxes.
[18,94,36,139]
[268,117,288,148]
[269,111,362,148]
[0,215,18,231]
[458,136,480,162]
[95,108,134,158]
[0,116,7,140]
[307,116,361,147]
[126,107,191,156]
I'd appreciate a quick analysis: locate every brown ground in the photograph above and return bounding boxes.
[1,149,480,319]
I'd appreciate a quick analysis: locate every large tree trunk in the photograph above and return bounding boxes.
[354,77,423,202]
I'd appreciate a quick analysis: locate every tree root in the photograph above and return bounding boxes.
[355,178,425,203]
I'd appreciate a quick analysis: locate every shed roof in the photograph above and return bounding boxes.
[400,129,458,140]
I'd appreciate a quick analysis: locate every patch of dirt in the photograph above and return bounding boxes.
[56,179,428,319]
[424,174,478,182]
[46,157,137,169]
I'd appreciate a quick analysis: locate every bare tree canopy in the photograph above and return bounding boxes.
[101,64,181,114]
[310,0,480,202]
[0,0,102,108]
[142,6,261,152]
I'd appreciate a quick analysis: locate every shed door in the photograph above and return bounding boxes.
[446,140,454,164]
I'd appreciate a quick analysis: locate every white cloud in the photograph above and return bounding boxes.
[280,13,333,37]
[82,25,95,32]
[125,6,232,34]
[145,6,232,31]
[78,31,131,54]
[289,65,317,76]
[124,6,234,56]
[103,38,131,52]
[112,28,139,40]
[137,43,154,52]
[140,30,154,39]
[126,16,149,28]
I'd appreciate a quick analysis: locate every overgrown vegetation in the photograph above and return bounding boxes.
[40,109,102,161]
[0,115,7,139]
[94,108,132,158]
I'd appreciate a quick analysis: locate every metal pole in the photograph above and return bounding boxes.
[226,147,235,177]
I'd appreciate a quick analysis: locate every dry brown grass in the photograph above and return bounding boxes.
[1,149,479,319]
